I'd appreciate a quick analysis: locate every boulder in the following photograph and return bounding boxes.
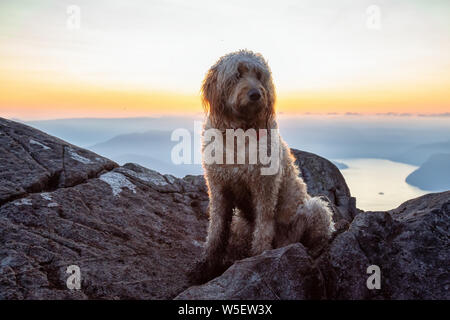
[0,118,209,299]
[176,244,325,300]
[291,149,357,222]
[0,118,117,206]
[179,191,449,300]
[320,191,450,299]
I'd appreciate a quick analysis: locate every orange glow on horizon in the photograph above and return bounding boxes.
[0,76,202,120]
[1,74,449,120]
[278,84,450,115]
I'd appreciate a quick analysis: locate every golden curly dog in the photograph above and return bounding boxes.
[191,50,335,284]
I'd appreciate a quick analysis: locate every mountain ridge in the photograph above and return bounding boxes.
[406,153,450,191]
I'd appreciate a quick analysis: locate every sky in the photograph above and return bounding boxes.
[0,0,449,120]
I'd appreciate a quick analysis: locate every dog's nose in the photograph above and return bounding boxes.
[248,88,261,101]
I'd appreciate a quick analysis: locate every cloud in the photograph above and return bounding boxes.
[345,112,361,116]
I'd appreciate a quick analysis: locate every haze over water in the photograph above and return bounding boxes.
[337,158,428,211]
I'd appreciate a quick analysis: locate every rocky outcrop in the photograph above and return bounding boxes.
[0,118,117,206]
[320,191,449,299]
[0,118,209,299]
[178,191,449,300]
[291,149,357,223]
[1,118,448,300]
[176,244,326,300]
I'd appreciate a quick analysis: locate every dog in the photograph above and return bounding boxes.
[192,50,334,284]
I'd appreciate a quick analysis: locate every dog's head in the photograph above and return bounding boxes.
[202,50,275,127]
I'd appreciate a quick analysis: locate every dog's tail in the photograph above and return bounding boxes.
[290,197,335,250]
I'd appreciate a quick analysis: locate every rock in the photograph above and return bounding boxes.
[0,164,209,299]
[0,118,208,299]
[322,191,450,299]
[179,191,449,300]
[176,244,325,300]
[291,149,357,222]
[0,118,117,206]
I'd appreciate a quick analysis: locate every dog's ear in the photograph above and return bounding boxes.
[263,75,276,122]
[201,66,222,118]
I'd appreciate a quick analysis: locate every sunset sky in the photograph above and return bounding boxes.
[1,0,449,120]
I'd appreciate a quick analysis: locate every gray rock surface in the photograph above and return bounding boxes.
[0,118,117,206]
[1,117,448,300]
[0,164,209,299]
[0,118,209,299]
[176,244,325,300]
[321,191,450,299]
[179,191,449,300]
[291,149,357,222]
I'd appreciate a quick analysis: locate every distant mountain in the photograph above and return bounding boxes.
[89,130,173,158]
[393,141,450,166]
[88,130,202,177]
[26,116,202,147]
[86,124,450,178]
[26,116,450,177]
[332,161,348,170]
[279,116,450,162]
[114,153,202,177]
[25,116,450,163]
[406,153,450,191]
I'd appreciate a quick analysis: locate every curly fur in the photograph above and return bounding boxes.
[192,50,335,284]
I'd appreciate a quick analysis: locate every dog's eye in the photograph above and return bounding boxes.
[256,71,262,80]
[236,72,241,79]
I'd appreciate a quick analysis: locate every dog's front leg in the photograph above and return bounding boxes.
[204,189,233,262]
[250,185,278,256]
[190,185,233,284]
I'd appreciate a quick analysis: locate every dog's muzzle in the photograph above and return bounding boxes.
[248,88,261,101]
